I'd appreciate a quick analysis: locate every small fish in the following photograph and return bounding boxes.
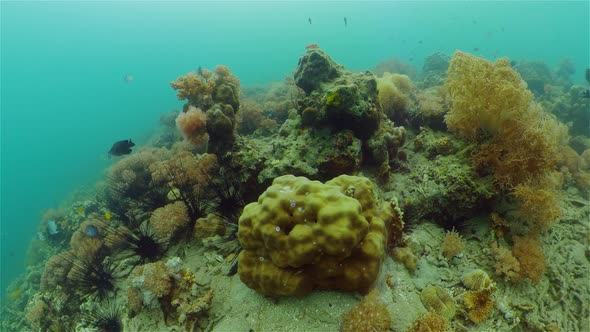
[197,66,203,76]
[473,47,479,52]
[585,68,590,84]
[418,40,423,44]
[582,89,590,99]
[105,211,112,221]
[47,220,59,235]
[308,17,312,25]
[77,207,84,215]
[123,74,134,83]
[108,139,135,158]
[344,17,347,28]
[85,225,99,238]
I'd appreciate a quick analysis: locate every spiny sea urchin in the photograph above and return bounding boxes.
[106,222,167,266]
[68,257,118,300]
[84,300,122,332]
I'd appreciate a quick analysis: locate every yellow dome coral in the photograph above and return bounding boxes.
[237,175,395,296]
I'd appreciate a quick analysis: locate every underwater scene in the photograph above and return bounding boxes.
[1,1,589,331]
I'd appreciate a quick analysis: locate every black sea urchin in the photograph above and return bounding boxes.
[68,257,118,300]
[84,300,122,332]
[106,222,167,266]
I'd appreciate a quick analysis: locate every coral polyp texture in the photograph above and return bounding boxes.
[237,174,395,296]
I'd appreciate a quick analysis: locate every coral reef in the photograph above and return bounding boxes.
[340,290,391,332]
[399,141,495,227]
[127,257,213,329]
[237,175,395,296]
[295,48,385,138]
[171,65,241,154]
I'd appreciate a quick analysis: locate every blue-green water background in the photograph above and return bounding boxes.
[1,1,588,300]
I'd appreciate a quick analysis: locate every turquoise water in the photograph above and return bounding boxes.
[1,0,588,302]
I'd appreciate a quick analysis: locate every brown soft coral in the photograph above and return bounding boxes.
[377,72,416,121]
[40,251,74,291]
[491,242,521,282]
[149,201,190,243]
[445,51,567,189]
[512,235,546,284]
[176,106,208,145]
[512,175,561,232]
[341,289,391,332]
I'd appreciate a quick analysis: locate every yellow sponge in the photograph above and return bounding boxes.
[238,175,390,296]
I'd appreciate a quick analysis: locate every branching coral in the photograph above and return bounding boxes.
[341,290,391,332]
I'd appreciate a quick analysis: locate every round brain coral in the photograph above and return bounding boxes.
[237,175,392,296]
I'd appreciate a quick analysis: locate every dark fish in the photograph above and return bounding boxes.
[108,139,135,158]
[585,68,590,84]
[197,66,203,76]
[418,40,423,44]
[582,89,590,98]
[344,17,347,28]
[473,47,479,52]
[308,17,312,24]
